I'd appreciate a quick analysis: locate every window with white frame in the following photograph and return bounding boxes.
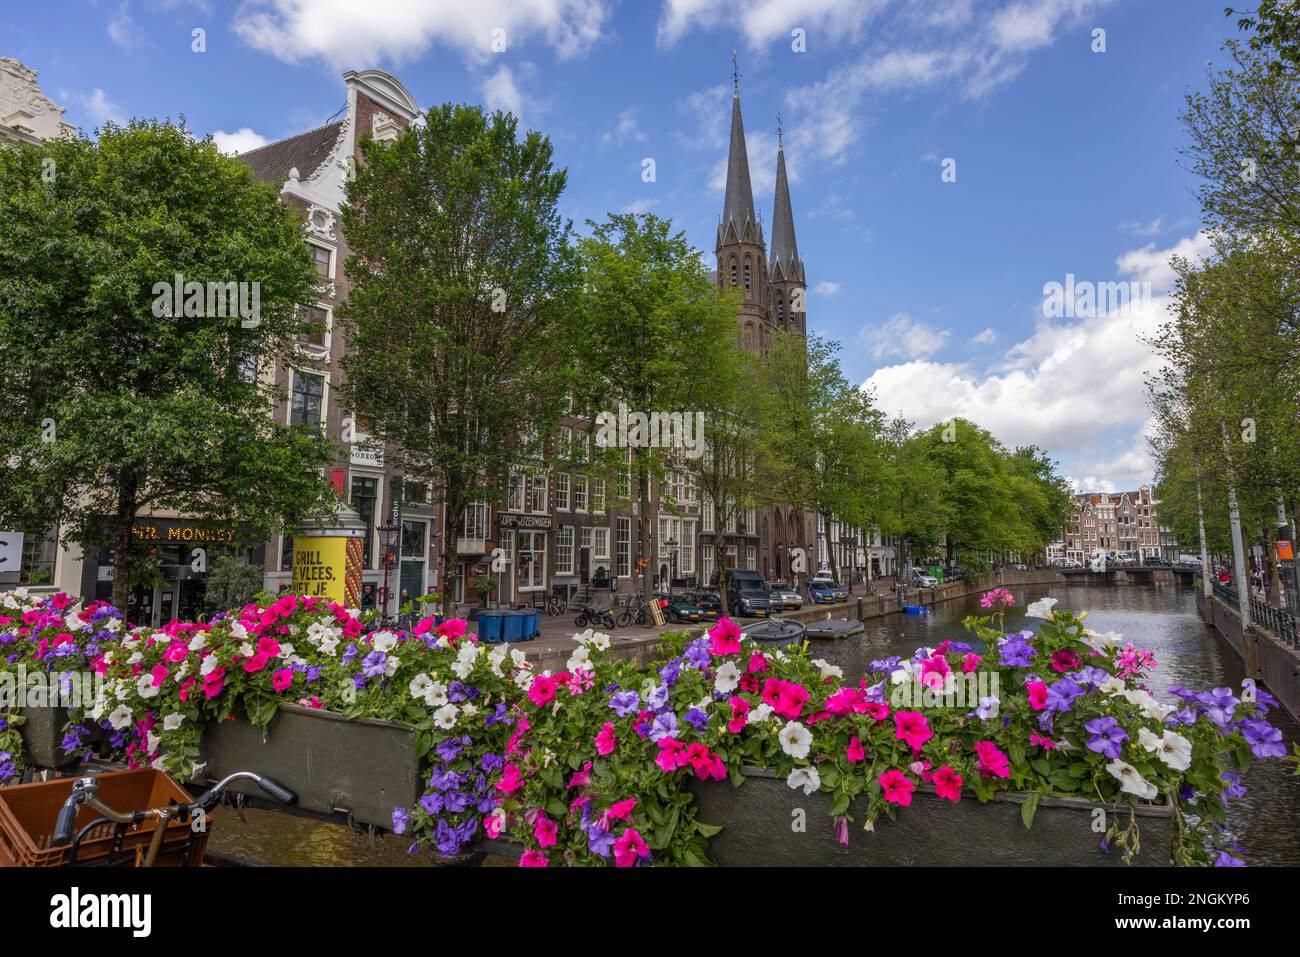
[555,472,570,510]
[556,526,574,575]
[508,471,524,511]
[591,478,605,513]
[594,527,609,561]
[574,475,588,512]
[528,474,547,513]
[701,549,714,586]
[616,518,630,577]
[681,520,695,575]
[702,494,714,533]
[745,545,756,569]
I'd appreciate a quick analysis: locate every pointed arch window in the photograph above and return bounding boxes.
[777,293,785,327]
[743,261,751,292]
[729,258,738,287]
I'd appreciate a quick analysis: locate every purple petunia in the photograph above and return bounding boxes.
[648,711,679,742]
[1083,716,1129,759]
[1198,687,1238,728]
[361,650,388,678]
[609,690,640,717]
[1045,676,1084,713]
[684,708,710,732]
[392,806,410,835]
[1239,719,1286,758]
[998,632,1035,668]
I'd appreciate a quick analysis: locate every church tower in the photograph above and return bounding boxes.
[768,126,805,336]
[715,70,769,353]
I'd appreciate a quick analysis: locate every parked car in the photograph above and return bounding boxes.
[661,594,705,624]
[910,570,939,587]
[719,569,772,617]
[808,575,847,603]
[770,585,803,611]
[686,589,722,620]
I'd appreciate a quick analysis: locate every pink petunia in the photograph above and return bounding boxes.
[607,798,637,821]
[595,721,618,755]
[519,849,548,867]
[974,740,1010,779]
[893,710,933,751]
[708,617,742,656]
[879,770,915,806]
[933,765,963,802]
[727,696,751,733]
[272,669,293,692]
[846,736,866,763]
[1026,681,1048,711]
[612,827,650,867]
[528,675,557,708]
[533,815,557,848]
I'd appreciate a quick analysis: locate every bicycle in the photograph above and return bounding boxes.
[616,594,656,629]
[43,770,295,867]
[546,593,567,616]
[574,603,615,630]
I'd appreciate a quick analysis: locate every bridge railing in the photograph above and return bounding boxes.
[1212,580,1299,648]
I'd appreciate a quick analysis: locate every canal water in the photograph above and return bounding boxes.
[209,581,1299,866]
[811,580,1300,866]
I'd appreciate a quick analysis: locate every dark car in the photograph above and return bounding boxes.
[686,589,723,620]
[808,576,847,603]
[661,594,705,624]
[719,569,771,617]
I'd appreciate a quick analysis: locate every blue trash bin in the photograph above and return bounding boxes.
[502,611,525,643]
[477,610,504,643]
[524,609,541,640]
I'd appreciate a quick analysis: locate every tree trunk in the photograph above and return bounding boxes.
[440,491,462,619]
[822,512,840,586]
[637,450,652,600]
[1221,425,1251,630]
[1196,480,1211,599]
[110,470,138,612]
[716,539,731,617]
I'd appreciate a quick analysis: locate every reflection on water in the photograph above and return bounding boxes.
[809,581,1300,866]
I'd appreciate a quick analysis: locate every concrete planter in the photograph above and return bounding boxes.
[689,766,1173,867]
[199,703,420,830]
[16,706,76,770]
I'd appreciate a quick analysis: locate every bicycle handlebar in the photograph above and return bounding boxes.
[51,770,296,847]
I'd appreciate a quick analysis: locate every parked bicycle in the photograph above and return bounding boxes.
[574,603,615,630]
[615,593,656,629]
[546,593,568,616]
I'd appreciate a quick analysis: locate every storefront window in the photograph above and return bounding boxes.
[350,475,378,566]
[19,527,57,585]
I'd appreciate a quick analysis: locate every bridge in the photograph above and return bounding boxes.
[1056,565,1197,584]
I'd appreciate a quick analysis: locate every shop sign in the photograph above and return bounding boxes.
[498,513,552,530]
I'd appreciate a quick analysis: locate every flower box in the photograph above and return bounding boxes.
[688,766,1174,867]
[15,707,76,771]
[198,703,420,830]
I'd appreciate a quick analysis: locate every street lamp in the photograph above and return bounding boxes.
[665,537,678,596]
[378,522,400,623]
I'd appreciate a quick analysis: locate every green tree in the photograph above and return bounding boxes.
[575,213,736,599]
[337,104,579,608]
[0,121,333,609]
[877,417,947,581]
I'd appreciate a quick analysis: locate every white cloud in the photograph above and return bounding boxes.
[233,0,609,66]
[602,108,648,147]
[859,313,950,361]
[622,198,657,214]
[972,327,997,344]
[481,64,544,127]
[211,128,270,155]
[108,2,140,50]
[64,88,127,127]
[1119,216,1164,237]
[811,281,842,296]
[861,232,1213,487]
[658,0,886,49]
[782,0,1115,163]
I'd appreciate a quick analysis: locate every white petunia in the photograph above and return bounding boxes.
[1025,597,1058,619]
[1155,730,1192,771]
[126,652,144,666]
[812,659,843,681]
[423,680,448,707]
[461,702,478,719]
[65,612,86,632]
[747,702,774,726]
[889,660,916,685]
[1082,629,1121,652]
[510,648,529,668]
[384,655,400,677]
[1099,676,1127,696]
[136,673,160,699]
[1106,759,1159,800]
[514,671,535,691]
[372,631,398,653]
[200,654,219,677]
[163,713,184,731]
[278,643,294,659]
[433,704,458,730]
[409,673,433,699]
[567,645,592,673]
[238,642,255,658]
[146,731,161,754]
[188,634,207,651]
[103,617,122,634]
[230,621,249,641]
[317,635,339,656]
[786,766,822,796]
[1137,727,1163,753]
[778,720,812,759]
[713,661,741,694]
[108,704,133,731]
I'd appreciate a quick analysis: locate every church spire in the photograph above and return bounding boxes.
[769,130,800,281]
[720,57,757,245]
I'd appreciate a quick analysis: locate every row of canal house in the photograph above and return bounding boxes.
[3,61,883,624]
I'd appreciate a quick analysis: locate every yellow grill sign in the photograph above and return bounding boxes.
[291,537,348,602]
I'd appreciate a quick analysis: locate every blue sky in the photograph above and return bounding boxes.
[4,0,1238,490]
